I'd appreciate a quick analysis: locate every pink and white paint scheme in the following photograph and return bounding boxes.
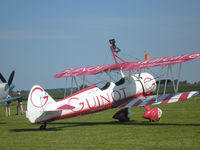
[26,39,200,129]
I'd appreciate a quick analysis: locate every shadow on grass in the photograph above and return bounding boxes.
[10,127,61,132]
[49,120,200,127]
[10,120,200,132]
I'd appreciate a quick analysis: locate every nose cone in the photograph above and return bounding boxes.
[4,83,15,91]
[4,83,9,91]
[9,84,15,90]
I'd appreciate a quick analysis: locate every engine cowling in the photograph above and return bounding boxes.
[143,108,162,121]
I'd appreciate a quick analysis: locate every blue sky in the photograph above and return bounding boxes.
[0,0,200,90]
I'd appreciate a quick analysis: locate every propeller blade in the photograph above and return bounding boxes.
[0,73,7,83]
[8,70,15,86]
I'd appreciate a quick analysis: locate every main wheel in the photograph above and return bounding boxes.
[155,118,160,122]
[40,122,47,130]
[113,108,131,122]
[149,118,160,122]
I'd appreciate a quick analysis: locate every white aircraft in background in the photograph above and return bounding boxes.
[26,39,200,130]
[0,71,21,104]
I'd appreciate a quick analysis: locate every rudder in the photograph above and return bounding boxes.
[26,85,56,123]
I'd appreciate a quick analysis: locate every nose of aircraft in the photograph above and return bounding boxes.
[0,70,15,92]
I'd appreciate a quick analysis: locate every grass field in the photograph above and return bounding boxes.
[0,90,200,150]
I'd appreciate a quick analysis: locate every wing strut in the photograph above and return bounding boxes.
[175,63,182,93]
[156,66,164,98]
[82,76,86,89]
[163,66,170,95]
[63,75,87,98]
[168,64,183,94]
[169,65,176,93]
[105,69,116,82]
[71,77,74,95]
[157,63,183,96]
[64,77,68,98]
[128,70,132,82]
[74,77,80,91]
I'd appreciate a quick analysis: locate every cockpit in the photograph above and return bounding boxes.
[95,80,111,90]
[95,77,126,91]
[115,78,125,86]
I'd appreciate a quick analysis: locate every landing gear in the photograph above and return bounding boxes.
[40,122,47,130]
[155,118,161,122]
[149,118,160,122]
[112,108,131,122]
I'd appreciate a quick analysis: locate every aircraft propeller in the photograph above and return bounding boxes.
[0,70,15,90]
[8,70,15,86]
[0,72,7,83]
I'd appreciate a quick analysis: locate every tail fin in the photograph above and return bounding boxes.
[26,85,56,123]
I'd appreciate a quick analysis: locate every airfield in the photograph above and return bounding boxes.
[0,84,200,150]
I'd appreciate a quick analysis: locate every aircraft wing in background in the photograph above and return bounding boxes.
[0,96,22,104]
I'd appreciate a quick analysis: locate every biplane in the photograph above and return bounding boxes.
[0,70,22,104]
[26,39,200,130]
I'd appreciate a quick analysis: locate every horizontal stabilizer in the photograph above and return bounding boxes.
[56,104,75,110]
[117,91,199,108]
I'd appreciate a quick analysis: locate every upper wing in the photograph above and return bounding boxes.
[54,52,200,78]
[124,52,200,71]
[54,64,122,78]
[0,96,22,104]
[115,91,199,108]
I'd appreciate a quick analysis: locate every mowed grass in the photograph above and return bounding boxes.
[0,95,200,150]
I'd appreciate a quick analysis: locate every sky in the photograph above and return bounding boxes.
[0,0,200,90]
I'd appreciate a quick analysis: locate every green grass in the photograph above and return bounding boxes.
[0,94,200,149]
[157,84,200,94]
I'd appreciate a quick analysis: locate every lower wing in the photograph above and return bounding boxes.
[116,91,199,108]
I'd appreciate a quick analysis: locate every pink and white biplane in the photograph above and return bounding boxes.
[26,39,200,129]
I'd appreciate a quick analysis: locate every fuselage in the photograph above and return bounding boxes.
[34,72,156,123]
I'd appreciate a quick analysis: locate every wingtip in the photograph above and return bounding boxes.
[192,91,200,97]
